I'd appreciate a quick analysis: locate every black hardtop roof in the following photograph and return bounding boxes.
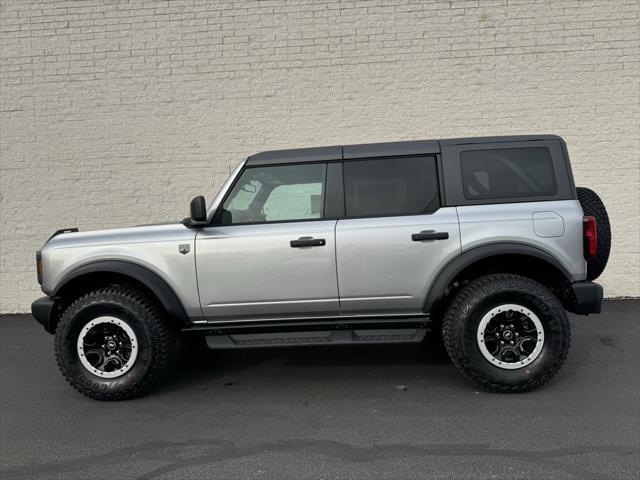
[246,135,562,166]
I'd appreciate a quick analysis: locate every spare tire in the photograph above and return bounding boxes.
[577,187,611,280]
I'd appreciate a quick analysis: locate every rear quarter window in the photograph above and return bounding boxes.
[460,147,557,200]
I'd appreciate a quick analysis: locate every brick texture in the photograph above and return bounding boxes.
[1,0,638,312]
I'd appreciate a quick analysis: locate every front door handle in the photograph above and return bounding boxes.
[290,237,326,248]
[411,230,449,241]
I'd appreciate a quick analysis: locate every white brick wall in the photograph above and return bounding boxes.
[1,0,638,312]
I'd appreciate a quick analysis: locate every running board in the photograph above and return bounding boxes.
[205,328,427,349]
[183,314,430,335]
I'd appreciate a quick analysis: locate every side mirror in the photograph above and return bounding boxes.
[189,196,207,223]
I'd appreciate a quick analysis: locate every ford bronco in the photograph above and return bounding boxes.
[32,135,610,400]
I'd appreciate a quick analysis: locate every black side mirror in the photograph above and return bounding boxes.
[189,196,207,223]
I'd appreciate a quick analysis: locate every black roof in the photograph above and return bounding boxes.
[246,135,562,166]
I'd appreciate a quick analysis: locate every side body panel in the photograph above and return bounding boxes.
[41,224,201,318]
[335,208,462,314]
[196,220,339,321]
[456,200,587,281]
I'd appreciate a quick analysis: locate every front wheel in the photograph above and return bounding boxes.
[442,274,570,393]
[54,286,176,400]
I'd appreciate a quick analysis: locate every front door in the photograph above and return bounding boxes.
[196,162,339,320]
[335,156,461,314]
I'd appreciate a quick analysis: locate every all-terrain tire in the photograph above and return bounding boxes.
[577,186,611,281]
[442,274,570,393]
[54,285,177,400]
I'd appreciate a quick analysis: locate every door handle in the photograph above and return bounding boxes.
[411,230,449,241]
[290,237,326,248]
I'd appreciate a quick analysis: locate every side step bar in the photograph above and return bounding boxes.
[182,314,431,350]
[205,328,427,349]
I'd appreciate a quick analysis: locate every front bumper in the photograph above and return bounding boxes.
[568,281,603,315]
[31,296,58,334]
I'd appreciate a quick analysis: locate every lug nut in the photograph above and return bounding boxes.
[510,340,515,345]
[500,340,505,345]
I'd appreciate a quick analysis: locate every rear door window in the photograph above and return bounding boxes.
[460,147,557,200]
[343,156,439,217]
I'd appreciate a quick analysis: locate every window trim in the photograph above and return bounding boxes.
[340,155,442,220]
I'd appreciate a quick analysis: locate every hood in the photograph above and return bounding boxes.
[44,222,194,250]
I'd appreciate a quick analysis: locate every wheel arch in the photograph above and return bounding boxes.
[424,243,572,314]
[52,260,190,328]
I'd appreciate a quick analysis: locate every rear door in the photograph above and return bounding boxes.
[196,162,340,320]
[335,156,461,314]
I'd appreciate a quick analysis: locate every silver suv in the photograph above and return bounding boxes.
[32,135,611,400]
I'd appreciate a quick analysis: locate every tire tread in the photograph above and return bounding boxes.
[577,186,611,281]
[54,285,175,401]
[442,273,570,393]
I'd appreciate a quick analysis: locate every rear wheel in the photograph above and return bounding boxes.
[55,286,177,400]
[442,274,570,393]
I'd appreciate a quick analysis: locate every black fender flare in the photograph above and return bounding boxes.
[52,260,190,324]
[423,243,572,312]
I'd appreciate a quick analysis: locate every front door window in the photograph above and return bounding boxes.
[222,163,326,225]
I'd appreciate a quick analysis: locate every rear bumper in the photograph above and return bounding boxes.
[31,296,57,334]
[568,281,603,315]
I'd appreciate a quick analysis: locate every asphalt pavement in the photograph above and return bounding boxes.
[1,300,638,479]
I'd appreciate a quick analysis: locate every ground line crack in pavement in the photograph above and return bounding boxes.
[0,438,636,480]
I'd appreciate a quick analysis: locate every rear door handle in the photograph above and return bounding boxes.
[290,237,326,248]
[411,230,449,241]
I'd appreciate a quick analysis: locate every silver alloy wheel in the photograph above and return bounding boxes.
[476,304,544,370]
[77,316,138,378]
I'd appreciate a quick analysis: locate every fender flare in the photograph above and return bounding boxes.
[52,260,189,324]
[423,243,572,312]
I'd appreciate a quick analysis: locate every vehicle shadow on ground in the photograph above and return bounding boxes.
[159,334,453,393]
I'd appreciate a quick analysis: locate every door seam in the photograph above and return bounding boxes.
[333,219,343,314]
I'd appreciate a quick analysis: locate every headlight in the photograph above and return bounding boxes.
[36,251,43,285]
